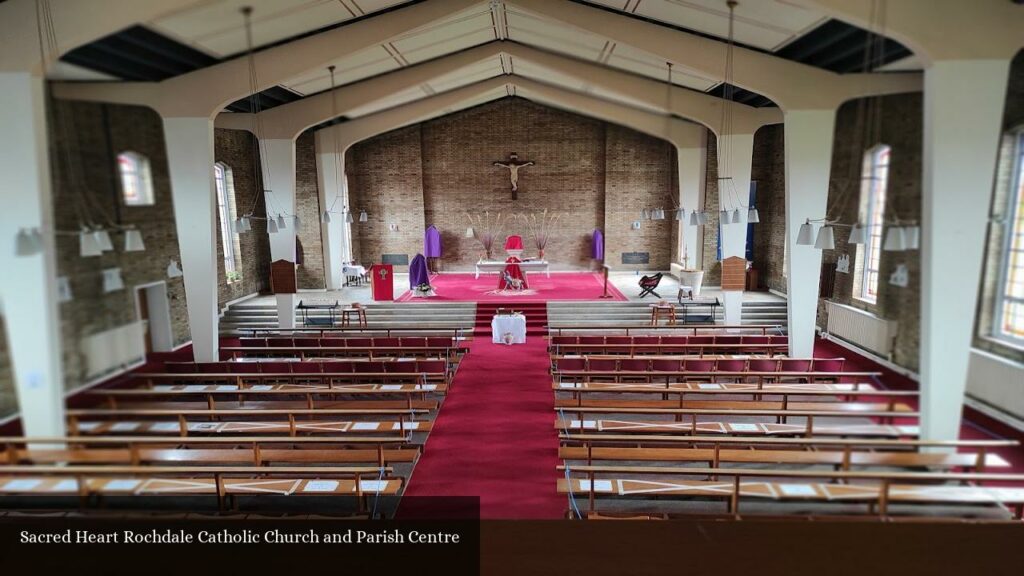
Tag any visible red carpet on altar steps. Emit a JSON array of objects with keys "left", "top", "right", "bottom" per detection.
[
  {"left": 395, "top": 272, "right": 626, "bottom": 302},
  {"left": 400, "top": 302, "right": 564, "bottom": 519}
]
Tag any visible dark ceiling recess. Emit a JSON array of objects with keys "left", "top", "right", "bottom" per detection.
[
  {"left": 60, "top": 25, "right": 301, "bottom": 113},
  {"left": 706, "top": 84, "right": 776, "bottom": 108},
  {"left": 775, "top": 19, "right": 913, "bottom": 73}
]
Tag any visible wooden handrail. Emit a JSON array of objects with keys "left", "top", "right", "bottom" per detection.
[
  {"left": 558, "top": 464, "right": 1024, "bottom": 483},
  {"left": 557, "top": 433, "right": 1018, "bottom": 448}
]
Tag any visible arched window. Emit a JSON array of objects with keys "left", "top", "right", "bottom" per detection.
[
  {"left": 214, "top": 162, "right": 242, "bottom": 283},
  {"left": 994, "top": 130, "right": 1024, "bottom": 343},
  {"left": 117, "top": 151, "right": 155, "bottom": 206},
  {"left": 853, "top": 144, "right": 891, "bottom": 303}
]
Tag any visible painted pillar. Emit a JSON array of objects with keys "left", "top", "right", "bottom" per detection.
[
  {"left": 0, "top": 72, "right": 66, "bottom": 436},
  {"left": 676, "top": 128, "right": 707, "bottom": 271},
  {"left": 260, "top": 138, "right": 298, "bottom": 329},
  {"left": 315, "top": 130, "right": 351, "bottom": 290},
  {"left": 920, "top": 59, "right": 1011, "bottom": 441},
  {"left": 716, "top": 133, "right": 754, "bottom": 326},
  {"left": 783, "top": 109, "right": 837, "bottom": 358},
  {"left": 163, "top": 116, "right": 220, "bottom": 363}
]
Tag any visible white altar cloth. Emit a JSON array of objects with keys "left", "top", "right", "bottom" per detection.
[
  {"left": 475, "top": 259, "right": 550, "bottom": 279},
  {"left": 491, "top": 314, "right": 527, "bottom": 345}
]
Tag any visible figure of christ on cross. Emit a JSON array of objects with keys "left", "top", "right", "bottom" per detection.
[{"left": 493, "top": 152, "right": 535, "bottom": 199}]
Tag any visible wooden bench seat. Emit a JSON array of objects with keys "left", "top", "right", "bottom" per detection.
[
  {"left": 223, "top": 346, "right": 462, "bottom": 361},
  {"left": 556, "top": 418, "right": 919, "bottom": 437},
  {"left": 547, "top": 324, "right": 783, "bottom": 336},
  {"left": 133, "top": 371, "right": 450, "bottom": 386},
  {"left": 554, "top": 398, "right": 914, "bottom": 413},
  {"left": 558, "top": 446, "right": 1010, "bottom": 471},
  {"left": 69, "top": 418, "right": 432, "bottom": 436},
  {"left": 79, "top": 399, "right": 440, "bottom": 412},
  {"left": 556, "top": 464, "right": 1024, "bottom": 519},
  {"left": 554, "top": 370, "right": 881, "bottom": 383},
  {"left": 554, "top": 382, "right": 912, "bottom": 401},
  {"left": 3, "top": 446, "right": 420, "bottom": 467}
]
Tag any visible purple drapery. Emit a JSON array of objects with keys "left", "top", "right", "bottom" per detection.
[
  {"left": 591, "top": 229, "right": 604, "bottom": 260},
  {"left": 424, "top": 225, "right": 442, "bottom": 258},
  {"left": 409, "top": 254, "right": 430, "bottom": 289}
]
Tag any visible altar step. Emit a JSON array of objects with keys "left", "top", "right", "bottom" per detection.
[
  {"left": 546, "top": 300, "right": 788, "bottom": 331},
  {"left": 474, "top": 302, "right": 548, "bottom": 336},
  {"left": 220, "top": 300, "right": 476, "bottom": 334}
]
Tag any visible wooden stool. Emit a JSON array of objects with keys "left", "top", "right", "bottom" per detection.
[
  {"left": 341, "top": 306, "right": 367, "bottom": 327},
  {"left": 649, "top": 304, "right": 676, "bottom": 326}
]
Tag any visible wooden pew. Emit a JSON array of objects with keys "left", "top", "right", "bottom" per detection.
[
  {"left": 67, "top": 408, "right": 433, "bottom": 437},
  {"left": 548, "top": 324, "right": 784, "bottom": 336},
  {"left": 554, "top": 370, "right": 882, "bottom": 384},
  {"left": 0, "top": 465, "right": 401, "bottom": 513},
  {"left": 0, "top": 436, "right": 420, "bottom": 467},
  {"left": 222, "top": 346, "right": 459, "bottom": 361},
  {"left": 553, "top": 397, "right": 915, "bottom": 415},
  {"left": 557, "top": 464, "right": 1024, "bottom": 520},
  {"left": 239, "top": 326, "right": 470, "bottom": 339},
  {"left": 131, "top": 370, "right": 450, "bottom": 387}
]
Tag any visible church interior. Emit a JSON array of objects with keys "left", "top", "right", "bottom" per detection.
[{"left": 1, "top": 0, "right": 1024, "bottom": 567}]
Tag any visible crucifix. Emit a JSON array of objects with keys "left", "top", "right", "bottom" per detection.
[{"left": 493, "top": 152, "right": 535, "bottom": 199}]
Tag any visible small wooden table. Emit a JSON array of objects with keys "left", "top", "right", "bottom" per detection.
[
  {"left": 649, "top": 304, "right": 676, "bottom": 326},
  {"left": 341, "top": 306, "right": 368, "bottom": 327}
]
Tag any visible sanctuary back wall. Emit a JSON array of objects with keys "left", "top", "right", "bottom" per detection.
[{"left": 345, "top": 97, "right": 676, "bottom": 272}]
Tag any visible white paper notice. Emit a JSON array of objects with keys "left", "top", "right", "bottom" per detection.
[{"left": 303, "top": 481, "right": 339, "bottom": 492}]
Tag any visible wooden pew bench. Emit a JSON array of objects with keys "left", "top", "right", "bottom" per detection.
[
  {"left": 556, "top": 464, "right": 1024, "bottom": 520},
  {"left": 553, "top": 370, "right": 882, "bottom": 385},
  {"left": 547, "top": 325, "right": 783, "bottom": 336},
  {"left": 67, "top": 408, "right": 434, "bottom": 437}
]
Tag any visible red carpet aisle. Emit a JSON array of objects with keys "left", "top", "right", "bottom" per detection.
[
  {"left": 395, "top": 272, "right": 626, "bottom": 302},
  {"left": 400, "top": 303, "right": 564, "bottom": 518}
]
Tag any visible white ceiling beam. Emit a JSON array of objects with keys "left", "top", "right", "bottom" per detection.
[
  {"left": 502, "top": 42, "right": 781, "bottom": 134},
  {"left": 0, "top": 0, "right": 211, "bottom": 73},
  {"left": 783, "top": 0, "right": 1024, "bottom": 64},
  {"left": 506, "top": 0, "right": 920, "bottom": 110},
  {"left": 214, "top": 41, "right": 508, "bottom": 139},
  {"left": 51, "top": 0, "right": 482, "bottom": 117}
]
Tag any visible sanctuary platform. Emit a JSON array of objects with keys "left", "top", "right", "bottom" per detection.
[{"left": 395, "top": 272, "right": 626, "bottom": 303}]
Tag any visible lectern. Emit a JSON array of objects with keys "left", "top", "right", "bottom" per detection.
[{"left": 370, "top": 264, "right": 394, "bottom": 301}]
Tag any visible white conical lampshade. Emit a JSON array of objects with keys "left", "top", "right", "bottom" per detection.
[
  {"left": 814, "top": 225, "right": 835, "bottom": 250},
  {"left": 675, "top": 208, "right": 684, "bottom": 221},
  {"left": 124, "top": 228, "right": 145, "bottom": 252},
  {"left": 719, "top": 209, "right": 729, "bottom": 223},
  {"left": 848, "top": 223, "right": 865, "bottom": 245},
  {"left": 94, "top": 229, "right": 113, "bottom": 252},
  {"left": 732, "top": 208, "right": 742, "bottom": 224},
  {"left": 167, "top": 260, "right": 183, "bottom": 278},
  {"left": 883, "top": 226, "right": 906, "bottom": 251},
  {"left": 102, "top": 267, "right": 125, "bottom": 293},
  {"left": 689, "top": 210, "right": 699, "bottom": 226},
  {"left": 276, "top": 214, "right": 287, "bottom": 230},
  {"left": 321, "top": 211, "right": 331, "bottom": 224},
  {"left": 293, "top": 214, "right": 302, "bottom": 230},
  {"left": 465, "top": 227, "right": 475, "bottom": 238},
  {"left": 267, "top": 218, "right": 279, "bottom": 234},
  {"left": 80, "top": 229, "right": 102, "bottom": 257},
  {"left": 236, "top": 216, "right": 250, "bottom": 233},
  {"left": 747, "top": 207, "right": 759, "bottom": 223},
  {"left": 796, "top": 221, "right": 815, "bottom": 245},
  {"left": 641, "top": 208, "right": 650, "bottom": 220},
  {"left": 904, "top": 225, "right": 920, "bottom": 250},
  {"left": 345, "top": 211, "right": 354, "bottom": 224},
  {"left": 16, "top": 229, "right": 42, "bottom": 256}
]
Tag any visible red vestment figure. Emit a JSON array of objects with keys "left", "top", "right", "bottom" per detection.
[
  {"left": 498, "top": 255, "right": 529, "bottom": 290},
  {"left": 504, "top": 235, "right": 524, "bottom": 252}
]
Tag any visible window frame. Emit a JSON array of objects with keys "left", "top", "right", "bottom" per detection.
[
  {"left": 117, "top": 151, "right": 155, "bottom": 206},
  {"left": 854, "top": 144, "right": 891, "bottom": 304},
  {"left": 213, "top": 162, "right": 240, "bottom": 283},
  {"left": 992, "top": 130, "right": 1024, "bottom": 346}
]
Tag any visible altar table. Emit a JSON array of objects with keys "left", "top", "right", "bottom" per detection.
[
  {"left": 491, "top": 314, "right": 527, "bottom": 345},
  {"left": 475, "top": 259, "right": 550, "bottom": 278}
]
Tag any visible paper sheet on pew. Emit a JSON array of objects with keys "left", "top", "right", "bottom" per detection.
[{"left": 578, "top": 480, "right": 614, "bottom": 492}]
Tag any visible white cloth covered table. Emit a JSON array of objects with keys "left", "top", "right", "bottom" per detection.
[
  {"left": 491, "top": 314, "right": 527, "bottom": 345},
  {"left": 475, "top": 259, "right": 550, "bottom": 278}
]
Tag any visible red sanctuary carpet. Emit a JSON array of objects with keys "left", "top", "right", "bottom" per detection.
[
  {"left": 400, "top": 303, "right": 564, "bottom": 519},
  {"left": 395, "top": 272, "right": 626, "bottom": 302}
]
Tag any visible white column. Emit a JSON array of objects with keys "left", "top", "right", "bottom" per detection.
[
  {"left": 261, "top": 138, "right": 298, "bottom": 329},
  {"left": 0, "top": 72, "right": 66, "bottom": 436},
  {"left": 163, "top": 117, "right": 219, "bottom": 363},
  {"left": 315, "top": 130, "right": 350, "bottom": 290},
  {"left": 920, "top": 60, "right": 1011, "bottom": 441},
  {"left": 783, "top": 109, "right": 837, "bottom": 358},
  {"left": 717, "top": 133, "right": 754, "bottom": 325},
  {"left": 676, "top": 139, "right": 706, "bottom": 270}
]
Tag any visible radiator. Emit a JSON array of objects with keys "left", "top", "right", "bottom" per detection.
[
  {"left": 81, "top": 321, "right": 146, "bottom": 378},
  {"left": 824, "top": 301, "right": 897, "bottom": 357}
]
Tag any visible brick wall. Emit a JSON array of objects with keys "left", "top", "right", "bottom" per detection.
[
  {"left": 700, "top": 135, "right": 722, "bottom": 284},
  {"left": 213, "top": 128, "right": 271, "bottom": 305},
  {"left": 346, "top": 124, "right": 425, "bottom": 272},
  {"left": 294, "top": 131, "right": 325, "bottom": 288},
  {"left": 346, "top": 97, "right": 674, "bottom": 272},
  {"left": 750, "top": 125, "right": 787, "bottom": 293},
  {"left": 605, "top": 124, "right": 676, "bottom": 271},
  {"left": 48, "top": 101, "right": 192, "bottom": 391}
]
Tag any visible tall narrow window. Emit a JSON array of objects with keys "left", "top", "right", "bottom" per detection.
[
  {"left": 214, "top": 163, "right": 241, "bottom": 283},
  {"left": 117, "top": 151, "right": 155, "bottom": 206},
  {"left": 995, "top": 131, "right": 1024, "bottom": 344},
  {"left": 854, "top": 145, "right": 890, "bottom": 303}
]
